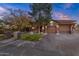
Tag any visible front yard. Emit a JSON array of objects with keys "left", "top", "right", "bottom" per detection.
[
  {"left": 19, "top": 33, "right": 42, "bottom": 41},
  {"left": 0, "top": 33, "right": 79, "bottom": 56},
  {"left": 0, "top": 31, "right": 43, "bottom": 42}
]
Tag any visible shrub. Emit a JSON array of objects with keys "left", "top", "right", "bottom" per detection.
[
  {"left": 0, "top": 34, "right": 5, "bottom": 40},
  {"left": 0, "top": 29, "right": 4, "bottom": 34},
  {"left": 20, "top": 33, "right": 42, "bottom": 41},
  {"left": 4, "top": 30, "right": 13, "bottom": 39}
]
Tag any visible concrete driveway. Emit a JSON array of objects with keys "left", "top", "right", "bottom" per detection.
[
  {"left": 0, "top": 33, "right": 79, "bottom": 56},
  {"left": 35, "top": 33, "right": 79, "bottom": 56}
]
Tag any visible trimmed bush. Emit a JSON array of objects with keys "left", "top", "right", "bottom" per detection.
[{"left": 20, "top": 33, "right": 42, "bottom": 41}]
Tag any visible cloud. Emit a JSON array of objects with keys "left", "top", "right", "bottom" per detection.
[
  {"left": 0, "top": 6, "right": 8, "bottom": 16},
  {"left": 0, "top": 7, "right": 6, "bottom": 11},
  {"left": 52, "top": 12, "right": 71, "bottom": 20},
  {"left": 0, "top": 6, "right": 9, "bottom": 19},
  {"left": 0, "top": 6, "right": 9, "bottom": 20},
  {"left": 64, "top": 3, "right": 72, "bottom": 9}
]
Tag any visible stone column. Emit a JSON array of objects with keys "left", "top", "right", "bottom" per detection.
[
  {"left": 13, "top": 31, "right": 21, "bottom": 39},
  {"left": 45, "top": 26, "right": 47, "bottom": 33},
  {"left": 41, "top": 26, "right": 44, "bottom": 34},
  {"left": 56, "top": 24, "right": 59, "bottom": 35},
  {"left": 44, "top": 26, "right": 48, "bottom": 35},
  {"left": 30, "top": 27, "right": 35, "bottom": 34},
  {"left": 71, "top": 25, "right": 73, "bottom": 33},
  {"left": 74, "top": 24, "right": 77, "bottom": 32}
]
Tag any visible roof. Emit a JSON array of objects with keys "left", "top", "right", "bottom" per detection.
[{"left": 53, "top": 20, "right": 76, "bottom": 24}]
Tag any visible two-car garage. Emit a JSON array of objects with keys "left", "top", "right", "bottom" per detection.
[{"left": 47, "top": 20, "right": 76, "bottom": 33}]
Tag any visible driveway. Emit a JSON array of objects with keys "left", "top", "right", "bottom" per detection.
[
  {"left": 35, "top": 33, "right": 79, "bottom": 55},
  {"left": 0, "top": 33, "right": 79, "bottom": 56}
]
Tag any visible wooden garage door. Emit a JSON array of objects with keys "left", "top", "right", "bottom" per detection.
[
  {"left": 47, "top": 26, "right": 56, "bottom": 33},
  {"left": 59, "top": 25, "right": 70, "bottom": 33}
]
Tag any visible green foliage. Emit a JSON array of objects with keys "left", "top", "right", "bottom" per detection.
[
  {"left": 29, "top": 3, "right": 52, "bottom": 20},
  {"left": 0, "top": 29, "right": 4, "bottom": 34},
  {"left": 29, "top": 3, "right": 52, "bottom": 32},
  {"left": 4, "top": 9, "right": 32, "bottom": 31},
  {"left": 20, "top": 33, "right": 42, "bottom": 41},
  {"left": 0, "top": 34, "right": 5, "bottom": 40}
]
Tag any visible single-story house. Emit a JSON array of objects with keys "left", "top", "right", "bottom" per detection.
[
  {"left": 25, "top": 19, "right": 76, "bottom": 34},
  {"left": 47, "top": 20, "right": 76, "bottom": 33}
]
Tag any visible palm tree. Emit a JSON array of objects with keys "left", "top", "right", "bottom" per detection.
[{"left": 29, "top": 3, "right": 52, "bottom": 33}]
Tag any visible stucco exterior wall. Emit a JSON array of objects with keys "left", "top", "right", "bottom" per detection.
[{"left": 47, "top": 20, "right": 75, "bottom": 33}]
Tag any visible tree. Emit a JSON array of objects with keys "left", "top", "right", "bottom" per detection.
[
  {"left": 29, "top": 3, "right": 52, "bottom": 33},
  {"left": 0, "top": 20, "right": 5, "bottom": 34},
  {"left": 3, "top": 8, "right": 32, "bottom": 32}
]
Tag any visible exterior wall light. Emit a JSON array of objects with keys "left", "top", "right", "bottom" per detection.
[
  {"left": 50, "top": 21, "right": 54, "bottom": 26},
  {"left": 32, "top": 27, "right": 35, "bottom": 29}
]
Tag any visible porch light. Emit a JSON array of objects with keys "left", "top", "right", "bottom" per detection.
[
  {"left": 32, "top": 27, "right": 35, "bottom": 29},
  {"left": 50, "top": 21, "right": 54, "bottom": 26}
]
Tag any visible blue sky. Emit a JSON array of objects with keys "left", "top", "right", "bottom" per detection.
[
  {"left": 52, "top": 3, "right": 79, "bottom": 23},
  {"left": 0, "top": 3, "right": 79, "bottom": 23},
  {"left": 0, "top": 3, "right": 30, "bottom": 11}
]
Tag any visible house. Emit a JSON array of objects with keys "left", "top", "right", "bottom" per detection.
[
  {"left": 28, "top": 20, "right": 76, "bottom": 34},
  {"left": 47, "top": 20, "right": 76, "bottom": 33}
]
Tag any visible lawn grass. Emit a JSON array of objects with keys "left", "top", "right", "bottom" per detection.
[{"left": 20, "top": 33, "right": 42, "bottom": 41}]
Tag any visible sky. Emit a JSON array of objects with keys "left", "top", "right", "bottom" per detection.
[
  {"left": 0, "top": 3, "right": 79, "bottom": 23},
  {"left": 52, "top": 3, "right": 79, "bottom": 23}
]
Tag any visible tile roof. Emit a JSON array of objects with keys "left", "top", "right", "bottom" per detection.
[{"left": 53, "top": 20, "right": 76, "bottom": 24}]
